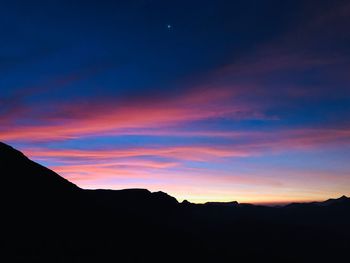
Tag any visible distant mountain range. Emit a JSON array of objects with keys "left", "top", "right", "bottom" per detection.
[{"left": 1, "top": 141, "right": 349, "bottom": 263}]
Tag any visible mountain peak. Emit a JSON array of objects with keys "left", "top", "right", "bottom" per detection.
[
  {"left": 1, "top": 141, "right": 80, "bottom": 196},
  {"left": 0, "top": 141, "right": 26, "bottom": 158}
]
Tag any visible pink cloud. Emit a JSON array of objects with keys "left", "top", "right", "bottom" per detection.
[
  {"left": 21, "top": 127, "right": 350, "bottom": 164},
  {"left": 23, "top": 145, "right": 252, "bottom": 163},
  {"left": 0, "top": 84, "right": 263, "bottom": 141}
]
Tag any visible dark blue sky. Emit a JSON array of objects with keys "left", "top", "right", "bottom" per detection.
[{"left": 1, "top": 0, "right": 350, "bottom": 203}]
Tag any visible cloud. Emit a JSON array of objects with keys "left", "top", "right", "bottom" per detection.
[
  {"left": 0, "top": 83, "right": 266, "bottom": 141},
  {"left": 23, "top": 145, "right": 252, "bottom": 163},
  {"left": 22, "top": 127, "right": 350, "bottom": 160},
  {"left": 19, "top": 126, "right": 350, "bottom": 187},
  {"left": 3, "top": 3, "right": 349, "bottom": 143}
]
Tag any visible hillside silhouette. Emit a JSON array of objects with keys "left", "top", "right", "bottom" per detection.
[{"left": 1, "top": 142, "right": 349, "bottom": 263}]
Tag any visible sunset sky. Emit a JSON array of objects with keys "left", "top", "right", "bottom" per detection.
[{"left": 1, "top": 0, "right": 350, "bottom": 204}]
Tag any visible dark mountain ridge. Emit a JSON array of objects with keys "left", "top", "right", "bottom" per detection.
[
  {"left": 1, "top": 141, "right": 349, "bottom": 263},
  {"left": 1, "top": 142, "right": 79, "bottom": 192}
]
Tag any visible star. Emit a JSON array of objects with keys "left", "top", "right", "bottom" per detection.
[{"left": 167, "top": 24, "right": 172, "bottom": 29}]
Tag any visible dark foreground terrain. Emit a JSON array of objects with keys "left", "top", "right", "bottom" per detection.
[{"left": 1, "top": 142, "right": 349, "bottom": 262}]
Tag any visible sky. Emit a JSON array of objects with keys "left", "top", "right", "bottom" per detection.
[{"left": 1, "top": 0, "right": 350, "bottom": 204}]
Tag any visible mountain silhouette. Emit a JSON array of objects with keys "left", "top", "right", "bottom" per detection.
[
  {"left": 1, "top": 141, "right": 349, "bottom": 263},
  {"left": 1, "top": 142, "right": 79, "bottom": 192}
]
